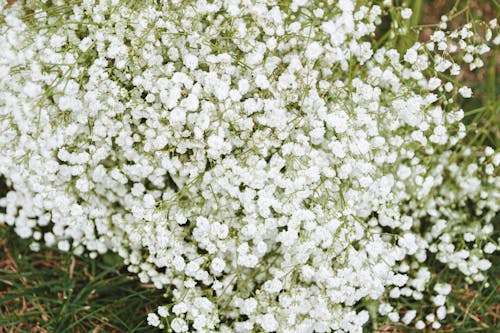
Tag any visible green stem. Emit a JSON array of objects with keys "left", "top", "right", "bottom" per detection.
[{"left": 410, "top": 0, "right": 424, "bottom": 28}]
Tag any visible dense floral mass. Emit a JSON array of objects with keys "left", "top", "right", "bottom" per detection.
[{"left": 0, "top": 0, "right": 498, "bottom": 332}]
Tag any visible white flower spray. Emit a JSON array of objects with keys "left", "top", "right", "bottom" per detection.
[{"left": 0, "top": 0, "right": 498, "bottom": 332}]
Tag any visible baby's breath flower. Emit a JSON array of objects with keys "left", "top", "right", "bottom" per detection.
[
  {"left": 458, "top": 86, "right": 473, "bottom": 98},
  {"left": 0, "top": 0, "right": 497, "bottom": 332},
  {"left": 401, "top": 8, "right": 412, "bottom": 19},
  {"left": 147, "top": 313, "right": 161, "bottom": 327}
]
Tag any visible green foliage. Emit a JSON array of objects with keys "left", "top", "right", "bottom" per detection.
[{"left": 0, "top": 226, "right": 165, "bottom": 333}]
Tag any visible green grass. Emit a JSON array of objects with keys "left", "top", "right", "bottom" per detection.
[
  {"left": 0, "top": 225, "right": 166, "bottom": 333},
  {"left": 365, "top": 250, "right": 500, "bottom": 333}
]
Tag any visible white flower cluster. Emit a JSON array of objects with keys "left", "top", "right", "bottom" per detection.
[{"left": 0, "top": 1, "right": 498, "bottom": 332}]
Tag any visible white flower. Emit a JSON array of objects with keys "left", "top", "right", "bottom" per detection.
[
  {"left": 147, "top": 313, "right": 161, "bottom": 327},
  {"left": 57, "top": 240, "right": 70, "bottom": 252},
  {"left": 484, "top": 242, "right": 496, "bottom": 254},
  {"left": 436, "top": 306, "right": 447, "bottom": 320},
  {"left": 211, "top": 257, "right": 226, "bottom": 273},
  {"left": 484, "top": 146, "right": 494, "bottom": 156},
  {"left": 260, "top": 314, "right": 279, "bottom": 332},
  {"left": 458, "top": 86, "right": 472, "bottom": 98},
  {"left": 255, "top": 74, "right": 270, "bottom": 89},
  {"left": 404, "top": 48, "right": 418, "bottom": 64},
  {"left": 23, "top": 82, "right": 42, "bottom": 98},
  {"left": 183, "top": 94, "right": 199, "bottom": 111},
  {"left": 401, "top": 8, "right": 412, "bottom": 19},
  {"left": 172, "top": 302, "right": 188, "bottom": 315},
  {"left": 397, "top": 165, "right": 412, "bottom": 180},
  {"left": 183, "top": 53, "right": 198, "bottom": 70},
  {"left": 428, "top": 77, "right": 441, "bottom": 91},
  {"left": 398, "top": 233, "right": 418, "bottom": 255},
  {"left": 75, "top": 177, "right": 90, "bottom": 193},
  {"left": 263, "top": 279, "right": 283, "bottom": 293},
  {"left": 434, "top": 283, "right": 451, "bottom": 295},
  {"left": 0, "top": 2, "right": 497, "bottom": 332},
  {"left": 402, "top": 310, "right": 417, "bottom": 324},
  {"left": 378, "top": 303, "right": 393, "bottom": 316},
  {"left": 171, "top": 318, "right": 188, "bottom": 332},
  {"left": 463, "top": 232, "right": 475, "bottom": 242},
  {"left": 433, "top": 294, "right": 446, "bottom": 306},
  {"left": 79, "top": 37, "right": 93, "bottom": 52},
  {"left": 158, "top": 306, "right": 169, "bottom": 318},
  {"left": 305, "top": 42, "right": 323, "bottom": 60},
  {"left": 388, "top": 312, "right": 400, "bottom": 322},
  {"left": 415, "top": 320, "right": 426, "bottom": 330},
  {"left": 477, "top": 259, "right": 491, "bottom": 271},
  {"left": 143, "top": 194, "right": 156, "bottom": 209}
]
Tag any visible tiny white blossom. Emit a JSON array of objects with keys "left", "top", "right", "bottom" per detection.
[
  {"left": 401, "top": 8, "right": 412, "bottom": 19},
  {"left": 305, "top": 42, "right": 323, "bottom": 60},
  {"left": 402, "top": 310, "right": 417, "bottom": 324},
  {"left": 484, "top": 242, "right": 496, "bottom": 254},
  {"left": 211, "top": 257, "right": 226, "bottom": 273},
  {"left": 415, "top": 320, "right": 426, "bottom": 330},
  {"left": 458, "top": 86, "right": 472, "bottom": 98},
  {"left": 147, "top": 313, "right": 160, "bottom": 327},
  {"left": 183, "top": 54, "right": 198, "bottom": 70},
  {"left": 158, "top": 306, "right": 169, "bottom": 318},
  {"left": 171, "top": 318, "right": 188, "bottom": 332},
  {"left": 260, "top": 314, "right": 279, "bottom": 332}
]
